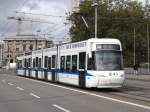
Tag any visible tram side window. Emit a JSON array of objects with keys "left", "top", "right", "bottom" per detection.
[
  {"left": 36, "top": 57, "right": 38, "bottom": 67},
  {"left": 72, "top": 55, "right": 77, "bottom": 71},
  {"left": 66, "top": 55, "right": 71, "bottom": 71},
  {"left": 87, "top": 52, "right": 95, "bottom": 70},
  {"left": 26, "top": 59, "right": 28, "bottom": 68},
  {"left": 79, "top": 52, "right": 86, "bottom": 69},
  {"left": 60, "top": 56, "right": 65, "bottom": 70},
  {"left": 28, "top": 59, "right": 30, "bottom": 67},
  {"left": 39, "top": 58, "right": 41, "bottom": 68},
  {"left": 48, "top": 57, "right": 51, "bottom": 69},
  {"left": 17, "top": 60, "right": 19, "bottom": 68},
  {"left": 44, "top": 56, "right": 48, "bottom": 68},
  {"left": 20, "top": 60, "right": 22, "bottom": 68},
  {"left": 29, "top": 58, "right": 31, "bottom": 67},
  {"left": 17, "top": 60, "right": 22, "bottom": 68},
  {"left": 33, "top": 58, "right": 35, "bottom": 67},
  {"left": 52, "top": 55, "right": 56, "bottom": 68},
  {"left": 24, "top": 59, "right": 27, "bottom": 68},
  {"left": 28, "top": 58, "right": 30, "bottom": 67}
]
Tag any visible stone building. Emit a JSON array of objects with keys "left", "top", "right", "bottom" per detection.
[
  {"left": 0, "top": 40, "right": 4, "bottom": 67},
  {"left": 3, "top": 34, "right": 53, "bottom": 64}
]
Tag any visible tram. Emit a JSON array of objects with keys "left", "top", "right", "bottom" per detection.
[{"left": 16, "top": 38, "right": 125, "bottom": 88}]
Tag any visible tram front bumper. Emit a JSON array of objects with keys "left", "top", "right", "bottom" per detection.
[{"left": 97, "top": 78, "right": 125, "bottom": 88}]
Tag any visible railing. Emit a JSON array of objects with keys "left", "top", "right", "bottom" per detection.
[{"left": 125, "top": 67, "right": 150, "bottom": 75}]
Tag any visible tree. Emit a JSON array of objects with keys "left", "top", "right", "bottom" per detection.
[{"left": 69, "top": 0, "right": 150, "bottom": 67}]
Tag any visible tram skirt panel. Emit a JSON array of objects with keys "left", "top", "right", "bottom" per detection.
[
  {"left": 31, "top": 71, "right": 36, "bottom": 78},
  {"left": 26, "top": 70, "right": 29, "bottom": 77},
  {"left": 38, "top": 71, "right": 44, "bottom": 79},
  {"left": 44, "top": 70, "right": 48, "bottom": 81},
  {"left": 79, "top": 71, "right": 86, "bottom": 88},
  {"left": 47, "top": 72, "right": 52, "bottom": 81}
]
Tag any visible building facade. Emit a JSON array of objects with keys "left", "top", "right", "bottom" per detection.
[
  {"left": 72, "top": 0, "right": 89, "bottom": 13},
  {"left": 72, "top": 0, "right": 79, "bottom": 13},
  {"left": 0, "top": 40, "right": 4, "bottom": 67},
  {"left": 3, "top": 34, "right": 53, "bottom": 64}
]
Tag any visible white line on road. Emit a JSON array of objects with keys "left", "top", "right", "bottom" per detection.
[
  {"left": 16, "top": 86, "right": 24, "bottom": 91},
  {"left": 29, "top": 93, "right": 40, "bottom": 99},
  {"left": 8, "top": 83, "right": 14, "bottom": 85},
  {"left": 53, "top": 104, "right": 71, "bottom": 112},
  {"left": 23, "top": 78, "right": 150, "bottom": 110}
]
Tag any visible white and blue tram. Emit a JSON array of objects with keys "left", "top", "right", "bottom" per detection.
[{"left": 16, "top": 38, "right": 125, "bottom": 88}]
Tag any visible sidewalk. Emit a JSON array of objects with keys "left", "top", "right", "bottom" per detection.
[{"left": 126, "top": 74, "right": 150, "bottom": 81}]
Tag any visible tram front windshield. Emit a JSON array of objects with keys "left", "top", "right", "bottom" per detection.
[{"left": 88, "top": 51, "right": 123, "bottom": 70}]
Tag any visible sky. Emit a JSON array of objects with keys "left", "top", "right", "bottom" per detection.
[
  {"left": 0, "top": 0, "right": 72, "bottom": 42},
  {"left": 0, "top": 0, "right": 146, "bottom": 42}
]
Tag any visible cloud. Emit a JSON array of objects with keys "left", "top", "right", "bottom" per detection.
[
  {"left": 25, "top": 1, "right": 40, "bottom": 10},
  {"left": 0, "top": 0, "right": 72, "bottom": 42}
]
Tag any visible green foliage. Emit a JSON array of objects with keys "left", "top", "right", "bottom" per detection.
[{"left": 69, "top": 0, "right": 150, "bottom": 67}]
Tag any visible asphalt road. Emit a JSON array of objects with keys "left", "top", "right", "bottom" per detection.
[{"left": 0, "top": 70, "right": 150, "bottom": 112}]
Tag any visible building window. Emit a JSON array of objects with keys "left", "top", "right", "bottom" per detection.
[
  {"left": 23, "top": 45, "right": 26, "bottom": 51},
  {"left": 10, "top": 59, "right": 13, "bottom": 63},
  {"left": 16, "top": 47, "right": 19, "bottom": 51},
  {"left": 7, "top": 55, "right": 9, "bottom": 58},
  {"left": 29, "top": 45, "right": 33, "bottom": 50}
]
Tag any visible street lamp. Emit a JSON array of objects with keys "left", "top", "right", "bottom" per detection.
[
  {"left": 147, "top": 24, "right": 149, "bottom": 72},
  {"left": 91, "top": 2, "right": 98, "bottom": 38},
  {"left": 133, "top": 27, "right": 136, "bottom": 75}
]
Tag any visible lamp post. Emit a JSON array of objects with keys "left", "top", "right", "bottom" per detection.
[
  {"left": 92, "top": 2, "right": 98, "bottom": 38},
  {"left": 133, "top": 27, "right": 136, "bottom": 75},
  {"left": 147, "top": 24, "right": 149, "bottom": 72}
]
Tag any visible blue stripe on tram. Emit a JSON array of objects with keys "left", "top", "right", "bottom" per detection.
[{"left": 17, "top": 67, "right": 94, "bottom": 76}]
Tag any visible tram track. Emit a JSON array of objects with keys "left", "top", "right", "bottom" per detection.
[
  {"left": 19, "top": 75, "right": 150, "bottom": 103},
  {"left": 1, "top": 70, "right": 150, "bottom": 105},
  {"left": 101, "top": 86, "right": 150, "bottom": 103}
]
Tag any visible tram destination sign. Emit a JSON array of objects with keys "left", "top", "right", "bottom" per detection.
[{"left": 96, "top": 44, "right": 120, "bottom": 50}]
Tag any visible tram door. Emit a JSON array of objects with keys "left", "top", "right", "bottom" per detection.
[
  {"left": 52, "top": 55, "right": 56, "bottom": 82},
  {"left": 79, "top": 52, "right": 86, "bottom": 88},
  {"left": 35, "top": 57, "right": 38, "bottom": 79},
  {"left": 28, "top": 58, "right": 31, "bottom": 77},
  {"left": 24, "top": 59, "right": 26, "bottom": 76},
  {"left": 44, "top": 56, "right": 48, "bottom": 81}
]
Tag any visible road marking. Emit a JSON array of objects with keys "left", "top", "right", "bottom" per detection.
[
  {"left": 8, "top": 83, "right": 14, "bottom": 85},
  {"left": 53, "top": 104, "right": 71, "bottom": 112},
  {"left": 30, "top": 93, "right": 40, "bottom": 99},
  {"left": 16, "top": 86, "right": 24, "bottom": 91},
  {"left": 23, "top": 77, "right": 150, "bottom": 110}
]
